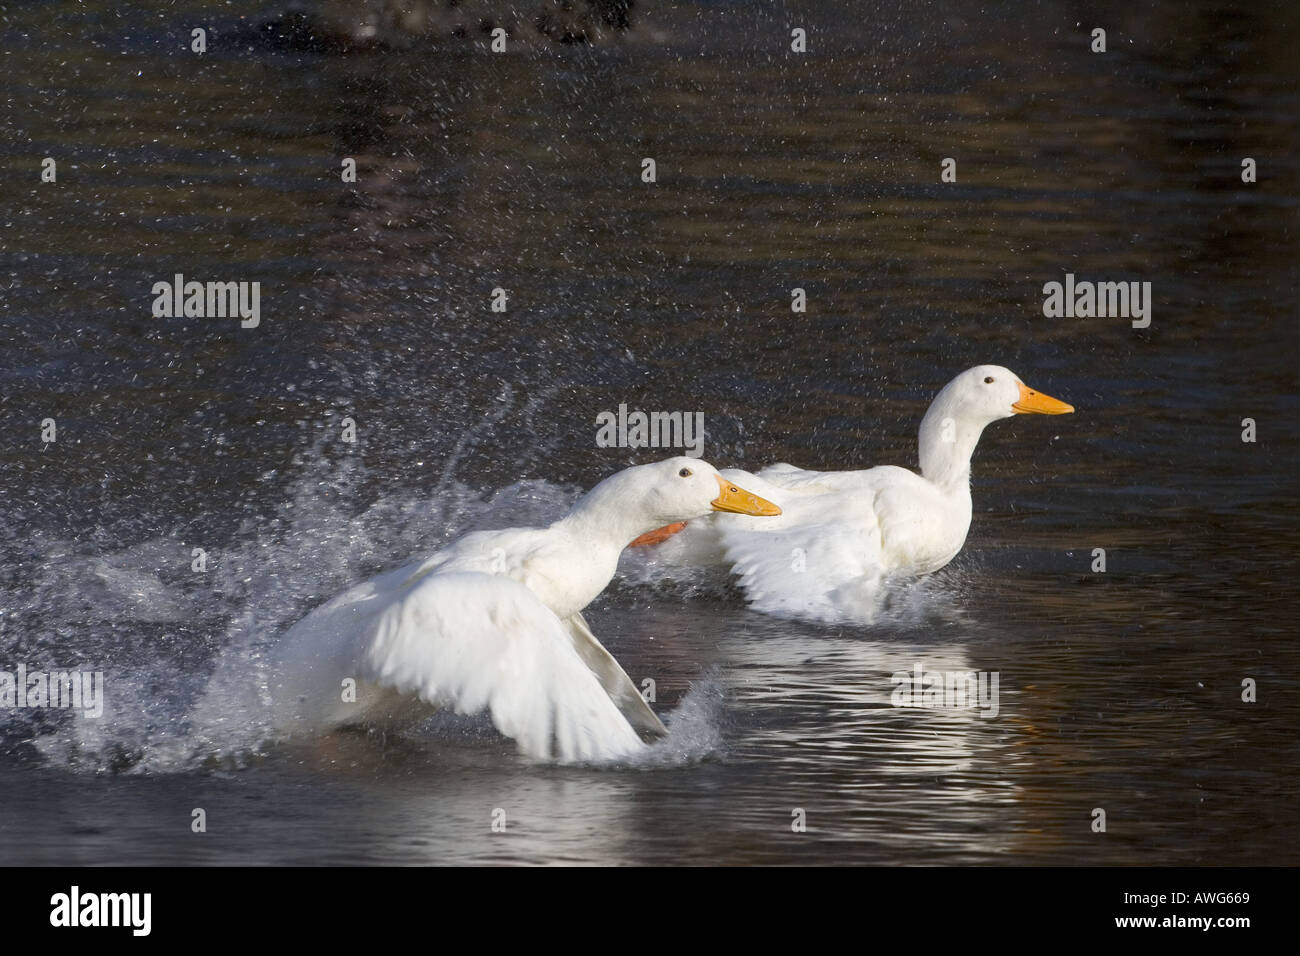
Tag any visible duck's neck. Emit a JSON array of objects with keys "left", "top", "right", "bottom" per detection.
[
  {"left": 553, "top": 473, "right": 663, "bottom": 555},
  {"left": 916, "top": 395, "right": 989, "bottom": 492},
  {"left": 519, "top": 480, "right": 657, "bottom": 619}
]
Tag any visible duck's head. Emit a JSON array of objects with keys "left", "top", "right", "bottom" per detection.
[
  {"left": 941, "top": 365, "right": 1075, "bottom": 425},
  {"left": 917, "top": 366, "right": 1073, "bottom": 486},
  {"left": 634, "top": 456, "right": 783, "bottom": 525},
  {"left": 575, "top": 456, "right": 781, "bottom": 547}
]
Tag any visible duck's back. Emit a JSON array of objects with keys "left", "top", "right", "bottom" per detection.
[{"left": 644, "top": 462, "right": 969, "bottom": 620}]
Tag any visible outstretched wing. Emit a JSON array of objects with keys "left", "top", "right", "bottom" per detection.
[
  {"left": 274, "top": 570, "right": 646, "bottom": 763},
  {"left": 364, "top": 572, "right": 647, "bottom": 762},
  {"left": 563, "top": 612, "right": 667, "bottom": 739}
]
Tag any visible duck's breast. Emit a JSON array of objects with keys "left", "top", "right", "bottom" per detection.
[{"left": 871, "top": 472, "right": 972, "bottom": 573}]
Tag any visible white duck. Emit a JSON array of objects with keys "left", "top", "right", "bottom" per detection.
[
  {"left": 267, "top": 457, "right": 780, "bottom": 762},
  {"left": 631, "top": 366, "right": 1073, "bottom": 620}
]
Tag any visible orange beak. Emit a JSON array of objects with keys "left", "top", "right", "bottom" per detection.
[
  {"left": 628, "top": 476, "right": 781, "bottom": 548},
  {"left": 628, "top": 522, "right": 687, "bottom": 548},
  {"left": 710, "top": 475, "right": 782, "bottom": 516},
  {"left": 1012, "top": 381, "right": 1074, "bottom": 415}
]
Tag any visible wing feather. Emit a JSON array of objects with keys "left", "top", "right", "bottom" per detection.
[
  {"left": 563, "top": 612, "right": 667, "bottom": 739},
  {"left": 717, "top": 494, "right": 885, "bottom": 621},
  {"left": 272, "top": 571, "right": 645, "bottom": 763}
]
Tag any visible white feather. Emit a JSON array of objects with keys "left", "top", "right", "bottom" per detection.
[
  {"left": 641, "top": 367, "right": 1072, "bottom": 621},
  {"left": 267, "top": 456, "right": 780, "bottom": 761}
]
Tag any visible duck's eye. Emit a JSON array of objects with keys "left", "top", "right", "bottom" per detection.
[
  {"left": 984, "top": 376, "right": 995, "bottom": 384},
  {"left": 679, "top": 467, "right": 692, "bottom": 478}
]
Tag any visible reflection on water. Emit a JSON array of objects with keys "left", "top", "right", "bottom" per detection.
[{"left": 0, "top": 0, "right": 1297, "bottom": 864}]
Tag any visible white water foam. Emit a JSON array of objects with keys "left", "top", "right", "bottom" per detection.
[{"left": 13, "top": 440, "right": 743, "bottom": 772}]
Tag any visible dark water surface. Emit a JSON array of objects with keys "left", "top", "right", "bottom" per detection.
[{"left": 1, "top": 1, "right": 1297, "bottom": 864}]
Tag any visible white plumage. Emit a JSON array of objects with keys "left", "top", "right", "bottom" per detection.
[
  {"left": 268, "top": 456, "right": 780, "bottom": 762},
  {"left": 638, "top": 366, "right": 1074, "bottom": 621}
]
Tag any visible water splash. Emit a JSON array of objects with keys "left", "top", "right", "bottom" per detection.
[
  {"left": 9, "top": 408, "right": 582, "bottom": 773},
  {"left": 631, "top": 674, "right": 728, "bottom": 768}
]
